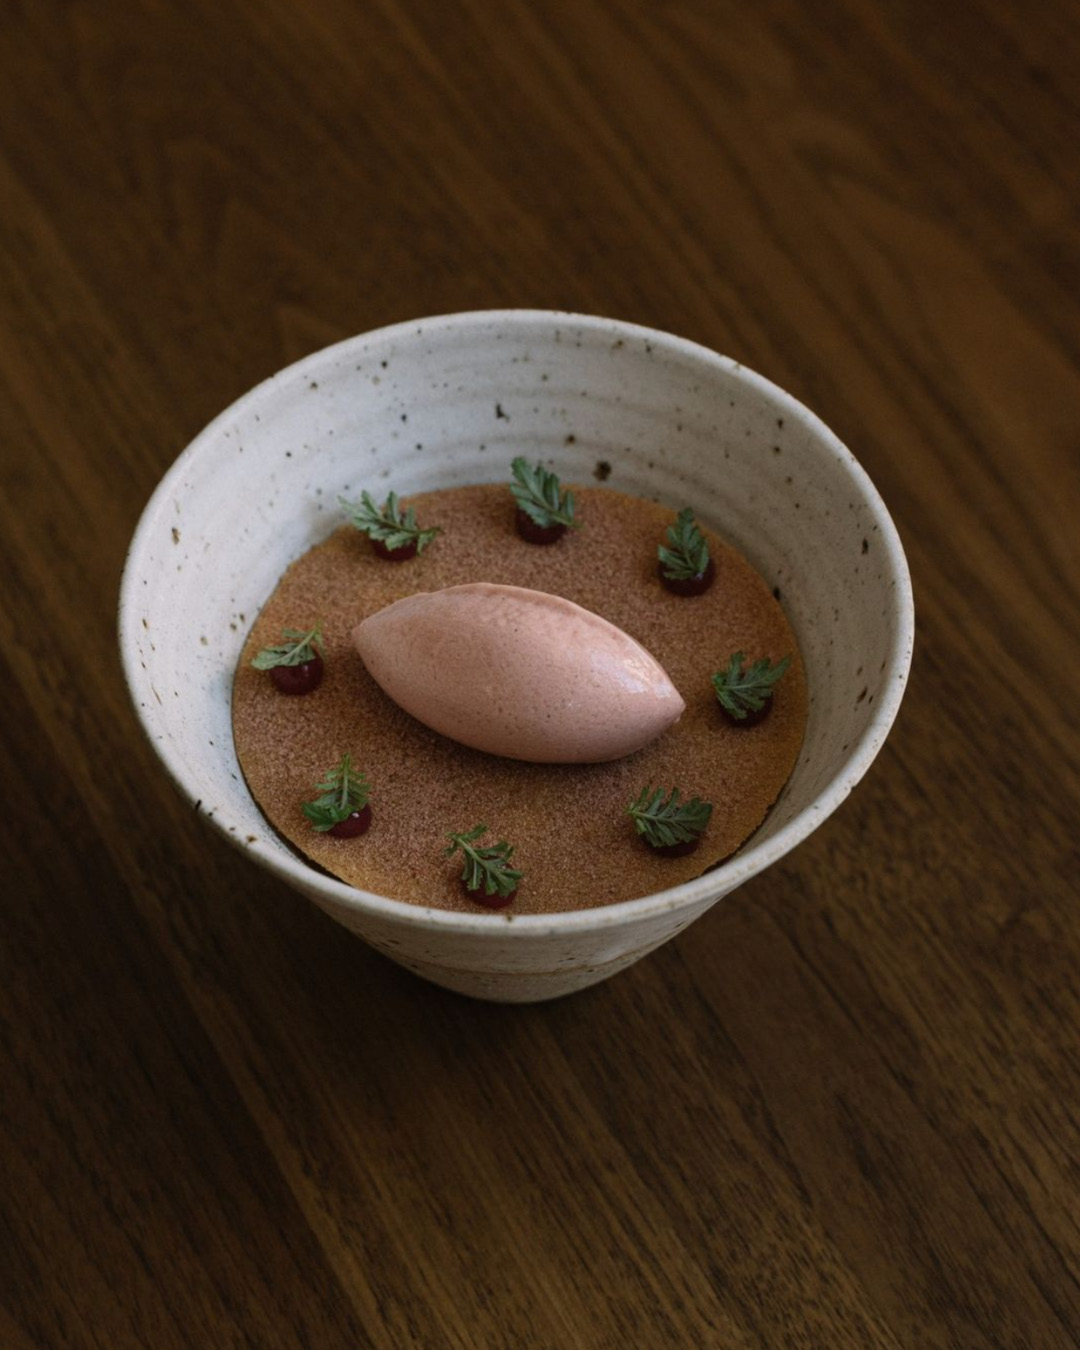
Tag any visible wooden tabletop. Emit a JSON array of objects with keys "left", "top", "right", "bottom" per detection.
[{"left": 3, "top": 3, "right": 1078, "bottom": 1347}]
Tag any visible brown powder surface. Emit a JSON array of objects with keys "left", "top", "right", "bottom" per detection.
[{"left": 231, "top": 484, "right": 806, "bottom": 913}]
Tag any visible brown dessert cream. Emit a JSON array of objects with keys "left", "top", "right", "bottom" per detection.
[
  {"left": 232, "top": 481, "right": 807, "bottom": 915},
  {"left": 353, "top": 582, "right": 685, "bottom": 763}
]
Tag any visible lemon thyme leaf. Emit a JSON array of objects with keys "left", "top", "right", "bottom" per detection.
[
  {"left": 251, "top": 623, "right": 325, "bottom": 670},
  {"left": 627, "top": 785, "right": 713, "bottom": 848},
  {"left": 339, "top": 489, "right": 441, "bottom": 553},
  {"left": 445, "top": 823, "right": 523, "bottom": 898},
  {"left": 302, "top": 753, "right": 372, "bottom": 831},
  {"left": 658, "top": 507, "right": 710, "bottom": 580},
  {"left": 711, "top": 652, "right": 791, "bottom": 720},
  {"left": 509, "top": 457, "right": 577, "bottom": 529}
]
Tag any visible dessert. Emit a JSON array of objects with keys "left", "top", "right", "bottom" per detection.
[
  {"left": 509, "top": 456, "right": 577, "bottom": 544},
  {"left": 302, "top": 753, "right": 373, "bottom": 837},
  {"left": 445, "top": 824, "right": 523, "bottom": 908},
  {"left": 251, "top": 623, "right": 326, "bottom": 695},
  {"left": 657, "top": 508, "right": 716, "bottom": 596},
  {"left": 340, "top": 490, "right": 441, "bottom": 562},
  {"left": 626, "top": 785, "right": 713, "bottom": 857},
  {"left": 232, "top": 477, "right": 807, "bottom": 915},
  {"left": 712, "top": 652, "right": 792, "bottom": 726},
  {"left": 353, "top": 582, "right": 685, "bottom": 763}
]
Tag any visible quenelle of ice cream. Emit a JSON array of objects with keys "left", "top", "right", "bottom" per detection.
[{"left": 352, "top": 582, "right": 686, "bottom": 763}]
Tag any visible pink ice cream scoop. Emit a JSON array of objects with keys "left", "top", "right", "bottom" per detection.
[{"left": 352, "top": 582, "right": 685, "bottom": 763}]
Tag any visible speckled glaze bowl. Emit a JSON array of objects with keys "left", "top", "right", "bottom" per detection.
[{"left": 119, "top": 311, "right": 913, "bottom": 1002}]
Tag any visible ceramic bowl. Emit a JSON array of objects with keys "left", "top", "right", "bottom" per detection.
[{"left": 119, "top": 310, "right": 914, "bottom": 1002}]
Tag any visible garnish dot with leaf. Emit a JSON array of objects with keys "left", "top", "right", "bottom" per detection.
[
  {"left": 627, "top": 785, "right": 713, "bottom": 856},
  {"left": 251, "top": 623, "right": 326, "bottom": 695},
  {"left": 509, "top": 456, "right": 577, "bottom": 544},
  {"left": 445, "top": 824, "right": 523, "bottom": 907},
  {"left": 712, "top": 651, "right": 791, "bottom": 726},
  {"left": 302, "top": 753, "right": 373, "bottom": 838},
  {"left": 657, "top": 507, "right": 714, "bottom": 595},
  {"left": 340, "top": 490, "right": 440, "bottom": 561}
]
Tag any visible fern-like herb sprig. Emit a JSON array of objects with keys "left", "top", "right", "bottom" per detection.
[
  {"left": 509, "top": 457, "right": 577, "bottom": 529},
  {"left": 251, "top": 623, "right": 325, "bottom": 671},
  {"left": 302, "top": 753, "right": 372, "bottom": 832},
  {"left": 627, "top": 785, "right": 713, "bottom": 848},
  {"left": 658, "top": 507, "right": 710, "bottom": 580},
  {"left": 711, "top": 652, "right": 791, "bottom": 720},
  {"left": 445, "top": 824, "right": 523, "bottom": 898},
  {"left": 340, "top": 490, "right": 440, "bottom": 553}
]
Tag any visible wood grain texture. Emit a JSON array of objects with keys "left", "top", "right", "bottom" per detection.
[{"left": 1, "top": 0, "right": 1078, "bottom": 1346}]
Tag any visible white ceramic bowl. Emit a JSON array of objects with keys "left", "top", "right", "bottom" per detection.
[{"left": 119, "top": 311, "right": 913, "bottom": 1002}]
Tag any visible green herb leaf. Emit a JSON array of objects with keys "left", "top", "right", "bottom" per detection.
[
  {"left": 339, "top": 490, "right": 441, "bottom": 553},
  {"left": 627, "top": 785, "right": 713, "bottom": 848},
  {"left": 658, "top": 507, "right": 710, "bottom": 580},
  {"left": 302, "top": 753, "right": 372, "bottom": 832},
  {"left": 509, "top": 457, "right": 577, "bottom": 529},
  {"left": 251, "top": 623, "right": 325, "bottom": 671},
  {"left": 445, "top": 823, "right": 523, "bottom": 898},
  {"left": 711, "top": 652, "right": 791, "bottom": 720}
]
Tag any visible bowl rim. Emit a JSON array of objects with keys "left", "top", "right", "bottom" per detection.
[{"left": 119, "top": 307, "right": 915, "bottom": 936}]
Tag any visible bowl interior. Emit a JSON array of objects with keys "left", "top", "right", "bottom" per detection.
[{"left": 120, "top": 311, "right": 912, "bottom": 922}]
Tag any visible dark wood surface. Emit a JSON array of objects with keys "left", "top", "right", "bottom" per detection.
[{"left": 3, "top": 3, "right": 1079, "bottom": 1346}]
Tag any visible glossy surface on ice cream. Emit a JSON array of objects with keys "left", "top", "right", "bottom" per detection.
[{"left": 353, "top": 582, "right": 685, "bottom": 762}]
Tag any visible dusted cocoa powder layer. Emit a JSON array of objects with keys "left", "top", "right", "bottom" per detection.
[{"left": 232, "top": 484, "right": 807, "bottom": 914}]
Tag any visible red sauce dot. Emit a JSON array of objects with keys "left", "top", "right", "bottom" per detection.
[
  {"left": 719, "top": 700, "right": 772, "bottom": 728},
  {"left": 329, "top": 804, "right": 373, "bottom": 838},
  {"left": 515, "top": 508, "right": 567, "bottom": 545},
  {"left": 463, "top": 879, "right": 517, "bottom": 909},
  {"left": 644, "top": 836, "right": 702, "bottom": 858},
  {"left": 659, "top": 556, "right": 715, "bottom": 596},
  {"left": 372, "top": 537, "right": 418, "bottom": 561},
  {"left": 269, "top": 655, "right": 324, "bottom": 695}
]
